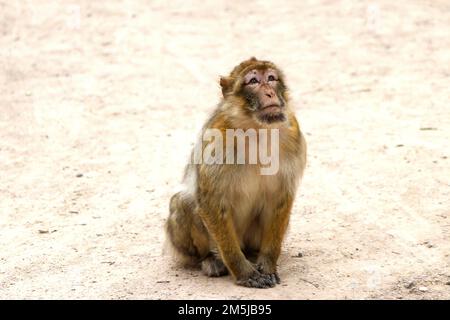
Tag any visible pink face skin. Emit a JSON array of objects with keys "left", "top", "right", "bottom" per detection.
[
  {"left": 243, "top": 68, "right": 283, "bottom": 112},
  {"left": 243, "top": 68, "right": 279, "bottom": 86}
]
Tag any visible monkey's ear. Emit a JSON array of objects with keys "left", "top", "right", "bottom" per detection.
[
  {"left": 220, "top": 76, "right": 232, "bottom": 96},
  {"left": 249, "top": 57, "right": 257, "bottom": 61}
]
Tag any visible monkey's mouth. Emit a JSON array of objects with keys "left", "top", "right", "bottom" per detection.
[
  {"left": 260, "top": 104, "right": 282, "bottom": 113},
  {"left": 258, "top": 104, "right": 286, "bottom": 123}
]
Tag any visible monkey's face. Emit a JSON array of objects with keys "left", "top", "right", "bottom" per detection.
[{"left": 240, "top": 68, "right": 287, "bottom": 124}]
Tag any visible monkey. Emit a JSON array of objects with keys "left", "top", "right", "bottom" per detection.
[{"left": 166, "top": 57, "right": 307, "bottom": 288}]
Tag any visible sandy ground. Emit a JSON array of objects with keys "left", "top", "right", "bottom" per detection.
[{"left": 1, "top": 0, "right": 449, "bottom": 299}]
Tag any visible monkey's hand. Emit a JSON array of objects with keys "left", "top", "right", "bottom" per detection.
[
  {"left": 236, "top": 268, "right": 277, "bottom": 289},
  {"left": 254, "top": 261, "right": 281, "bottom": 285}
]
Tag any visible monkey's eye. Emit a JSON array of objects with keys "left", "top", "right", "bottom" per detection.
[
  {"left": 268, "top": 75, "right": 276, "bottom": 81},
  {"left": 248, "top": 78, "right": 259, "bottom": 85}
]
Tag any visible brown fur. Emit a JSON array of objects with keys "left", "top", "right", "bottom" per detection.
[{"left": 166, "top": 58, "right": 307, "bottom": 288}]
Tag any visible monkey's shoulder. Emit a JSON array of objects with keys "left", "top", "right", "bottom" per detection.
[{"left": 278, "top": 114, "right": 306, "bottom": 155}]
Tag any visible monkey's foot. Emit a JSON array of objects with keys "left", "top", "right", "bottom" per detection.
[
  {"left": 236, "top": 271, "right": 277, "bottom": 289},
  {"left": 201, "top": 256, "right": 229, "bottom": 277}
]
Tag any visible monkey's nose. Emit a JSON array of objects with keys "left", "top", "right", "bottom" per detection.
[{"left": 265, "top": 93, "right": 273, "bottom": 98}]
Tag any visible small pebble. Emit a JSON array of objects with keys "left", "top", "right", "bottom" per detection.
[
  {"left": 418, "top": 286, "right": 428, "bottom": 292},
  {"left": 76, "top": 173, "right": 83, "bottom": 178}
]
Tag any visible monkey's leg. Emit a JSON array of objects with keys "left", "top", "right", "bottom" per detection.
[
  {"left": 201, "top": 251, "right": 228, "bottom": 277},
  {"left": 256, "top": 197, "right": 293, "bottom": 284},
  {"left": 166, "top": 192, "right": 209, "bottom": 265},
  {"left": 198, "top": 207, "right": 275, "bottom": 288}
]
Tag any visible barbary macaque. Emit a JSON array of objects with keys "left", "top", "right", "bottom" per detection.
[{"left": 166, "top": 57, "right": 307, "bottom": 288}]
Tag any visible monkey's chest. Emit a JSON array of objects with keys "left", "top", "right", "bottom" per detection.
[{"left": 227, "top": 168, "right": 285, "bottom": 223}]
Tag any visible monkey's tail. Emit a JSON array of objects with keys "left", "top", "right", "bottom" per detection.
[{"left": 165, "top": 192, "right": 205, "bottom": 267}]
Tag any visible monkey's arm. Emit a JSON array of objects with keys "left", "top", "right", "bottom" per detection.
[
  {"left": 256, "top": 195, "right": 293, "bottom": 283},
  {"left": 197, "top": 206, "right": 276, "bottom": 288},
  {"left": 197, "top": 208, "right": 247, "bottom": 276}
]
